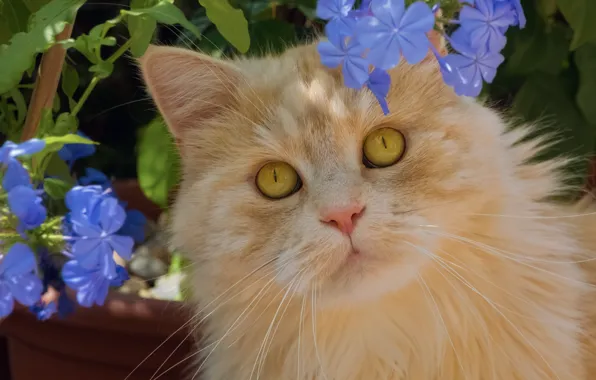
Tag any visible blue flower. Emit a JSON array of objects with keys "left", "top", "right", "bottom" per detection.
[
  {"left": 62, "top": 259, "right": 128, "bottom": 307},
  {"left": 58, "top": 131, "right": 96, "bottom": 167},
  {"left": 29, "top": 301, "right": 57, "bottom": 321},
  {"left": 118, "top": 209, "right": 147, "bottom": 244},
  {"left": 7, "top": 185, "right": 47, "bottom": 231},
  {"left": 366, "top": 68, "right": 391, "bottom": 114},
  {"left": 318, "top": 24, "right": 369, "bottom": 88},
  {"left": 0, "top": 243, "right": 43, "bottom": 318},
  {"left": 65, "top": 185, "right": 109, "bottom": 225},
  {"left": 69, "top": 196, "right": 134, "bottom": 278},
  {"left": 0, "top": 139, "right": 45, "bottom": 191},
  {"left": 497, "top": 0, "right": 525, "bottom": 28},
  {"left": 78, "top": 168, "right": 110, "bottom": 188},
  {"left": 441, "top": 28, "right": 504, "bottom": 97},
  {"left": 459, "top": 0, "right": 516, "bottom": 53},
  {"left": 356, "top": 0, "right": 434, "bottom": 69}
]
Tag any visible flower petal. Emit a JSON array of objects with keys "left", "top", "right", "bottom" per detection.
[
  {"left": 71, "top": 238, "right": 103, "bottom": 267},
  {"left": 107, "top": 235, "right": 134, "bottom": 261},
  {"left": 0, "top": 283, "right": 14, "bottom": 318},
  {"left": 316, "top": 0, "right": 355, "bottom": 20},
  {"left": 399, "top": 1, "right": 434, "bottom": 33},
  {"left": 7, "top": 273, "right": 43, "bottom": 306},
  {"left": 9, "top": 139, "right": 46, "bottom": 157},
  {"left": 99, "top": 197, "right": 127, "bottom": 234},
  {"left": 398, "top": 32, "right": 430, "bottom": 64},
  {"left": 62, "top": 260, "right": 93, "bottom": 290},
  {"left": 0, "top": 242, "right": 36, "bottom": 277},
  {"left": 317, "top": 41, "right": 345, "bottom": 69},
  {"left": 3, "top": 160, "right": 31, "bottom": 191},
  {"left": 343, "top": 55, "right": 370, "bottom": 88},
  {"left": 370, "top": 0, "right": 404, "bottom": 28}
]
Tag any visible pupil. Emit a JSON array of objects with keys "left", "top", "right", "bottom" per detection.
[
  {"left": 381, "top": 136, "right": 387, "bottom": 149},
  {"left": 273, "top": 169, "right": 278, "bottom": 182}
]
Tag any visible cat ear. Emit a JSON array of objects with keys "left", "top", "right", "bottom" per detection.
[
  {"left": 138, "top": 45, "right": 242, "bottom": 140},
  {"left": 428, "top": 29, "right": 447, "bottom": 57}
]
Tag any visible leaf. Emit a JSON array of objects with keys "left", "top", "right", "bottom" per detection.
[
  {"left": 200, "top": 0, "right": 250, "bottom": 53},
  {"left": 61, "top": 63, "right": 79, "bottom": 102},
  {"left": 122, "top": 0, "right": 201, "bottom": 40},
  {"left": 43, "top": 133, "right": 96, "bottom": 152},
  {"left": 137, "top": 117, "right": 180, "bottom": 208},
  {"left": 128, "top": 0, "right": 158, "bottom": 57},
  {"left": 555, "top": 0, "right": 596, "bottom": 50},
  {"left": 9, "top": 88, "right": 27, "bottom": 125},
  {"left": 54, "top": 112, "right": 78, "bottom": 135},
  {"left": 45, "top": 154, "right": 73, "bottom": 181},
  {"left": 575, "top": 44, "right": 596, "bottom": 125},
  {"left": 512, "top": 74, "right": 593, "bottom": 192},
  {"left": 506, "top": 20, "right": 570, "bottom": 76},
  {"left": 89, "top": 61, "right": 114, "bottom": 79},
  {"left": 248, "top": 20, "right": 296, "bottom": 56},
  {"left": 37, "top": 108, "right": 55, "bottom": 137},
  {"left": 0, "top": 0, "right": 30, "bottom": 43},
  {"left": 44, "top": 177, "right": 72, "bottom": 200},
  {"left": 0, "top": 0, "right": 85, "bottom": 93}
]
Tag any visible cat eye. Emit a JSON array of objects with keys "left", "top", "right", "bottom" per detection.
[
  {"left": 256, "top": 161, "right": 302, "bottom": 199},
  {"left": 362, "top": 127, "right": 406, "bottom": 168}
]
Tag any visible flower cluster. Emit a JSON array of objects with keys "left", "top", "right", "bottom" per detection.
[
  {"left": 316, "top": 0, "right": 526, "bottom": 113},
  {"left": 0, "top": 134, "right": 147, "bottom": 319}
]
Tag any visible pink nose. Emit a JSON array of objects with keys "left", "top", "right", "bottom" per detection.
[{"left": 320, "top": 204, "right": 364, "bottom": 235}]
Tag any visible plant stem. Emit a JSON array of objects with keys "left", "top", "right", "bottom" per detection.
[
  {"left": 71, "top": 76, "right": 100, "bottom": 117},
  {"left": 21, "top": 23, "right": 75, "bottom": 141},
  {"left": 107, "top": 39, "right": 133, "bottom": 64},
  {"left": 71, "top": 39, "right": 133, "bottom": 117}
]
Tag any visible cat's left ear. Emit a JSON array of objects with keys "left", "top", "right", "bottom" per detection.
[{"left": 138, "top": 45, "right": 242, "bottom": 144}]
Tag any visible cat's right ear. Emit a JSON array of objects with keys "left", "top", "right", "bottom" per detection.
[{"left": 138, "top": 45, "right": 241, "bottom": 140}]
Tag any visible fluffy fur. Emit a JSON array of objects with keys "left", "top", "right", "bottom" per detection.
[{"left": 139, "top": 41, "right": 596, "bottom": 379}]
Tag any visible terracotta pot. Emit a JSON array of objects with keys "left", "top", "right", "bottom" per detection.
[{"left": 0, "top": 292, "right": 198, "bottom": 380}]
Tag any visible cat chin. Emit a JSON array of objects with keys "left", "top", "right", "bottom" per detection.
[{"left": 314, "top": 254, "right": 430, "bottom": 309}]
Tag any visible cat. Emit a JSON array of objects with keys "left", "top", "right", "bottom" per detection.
[{"left": 139, "top": 34, "right": 596, "bottom": 379}]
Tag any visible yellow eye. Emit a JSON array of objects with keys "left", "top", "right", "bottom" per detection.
[
  {"left": 256, "top": 162, "right": 302, "bottom": 199},
  {"left": 363, "top": 128, "right": 406, "bottom": 168}
]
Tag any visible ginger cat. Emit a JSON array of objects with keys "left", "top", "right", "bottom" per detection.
[{"left": 139, "top": 38, "right": 596, "bottom": 379}]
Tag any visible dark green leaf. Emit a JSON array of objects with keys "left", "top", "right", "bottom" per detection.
[
  {"left": 200, "top": 0, "right": 250, "bottom": 53},
  {"left": 45, "top": 154, "right": 74, "bottom": 181},
  {"left": 61, "top": 63, "right": 79, "bottom": 101},
  {"left": 137, "top": 117, "right": 180, "bottom": 208},
  {"left": 44, "top": 177, "right": 72, "bottom": 200},
  {"left": 512, "top": 74, "right": 593, "bottom": 191},
  {"left": 42, "top": 133, "right": 96, "bottom": 151},
  {"left": 0, "top": 0, "right": 85, "bottom": 93},
  {"left": 37, "top": 108, "right": 54, "bottom": 136},
  {"left": 536, "top": 0, "right": 557, "bottom": 20},
  {"left": 506, "top": 21, "right": 570, "bottom": 76},
  {"left": 248, "top": 20, "right": 296, "bottom": 56},
  {"left": 122, "top": 0, "right": 201, "bottom": 40},
  {"left": 89, "top": 61, "right": 114, "bottom": 79},
  {"left": 9, "top": 88, "right": 27, "bottom": 125},
  {"left": 555, "top": 0, "right": 596, "bottom": 50},
  {"left": 575, "top": 44, "right": 596, "bottom": 125}
]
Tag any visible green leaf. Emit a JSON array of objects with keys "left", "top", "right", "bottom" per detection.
[
  {"left": 512, "top": 74, "right": 593, "bottom": 192},
  {"left": 44, "top": 177, "right": 72, "bottom": 200},
  {"left": 43, "top": 133, "right": 96, "bottom": 151},
  {"left": 200, "top": 0, "right": 250, "bottom": 53},
  {"left": 89, "top": 61, "right": 114, "bottom": 79},
  {"left": 9, "top": 88, "right": 27, "bottom": 125},
  {"left": 54, "top": 112, "right": 78, "bottom": 135},
  {"left": 536, "top": 0, "right": 557, "bottom": 20},
  {"left": 575, "top": 44, "right": 596, "bottom": 125},
  {"left": 137, "top": 117, "right": 180, "bottom": 208},
  {"left": 555, "top": 0, "right": 596, "bottom": 50},
  {"left": 45, "top": 154, "right": 73, "bottom": 181},
  {"left": 0, "top": 0, "right": 85, "bottom": 93},
  {"left": 122, "top": 0, "right": 201, "bottom": 40},
  {"left": 128, "top": 0, "right": 158, "bottom": 57},
  {"left": 37, "top": 108, "right": 55, "bottom": 136},
  {"left": 506, "top": 20, "right": 570, "bottom": 76},
  {"left": 61, "top": 63, "right": 79, "bottom": 102},
  {"left": 248, "top": 20, "right": 296, "bottom": 56},
  {"left": 0, "top": 0, "right": 30, "bottom": 43}
]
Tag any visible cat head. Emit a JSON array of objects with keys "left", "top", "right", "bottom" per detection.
[{"left": 139, "top": 40, "right": 544, "bottom": 307}]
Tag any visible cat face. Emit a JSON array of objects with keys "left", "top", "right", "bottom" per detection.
[{"left": 140, "top": 43, "right": 513, "bottom": 307}]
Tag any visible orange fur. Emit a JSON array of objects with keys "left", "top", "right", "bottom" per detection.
[{"left": 139, "top": 42, "right": 596, "bottom": 379}]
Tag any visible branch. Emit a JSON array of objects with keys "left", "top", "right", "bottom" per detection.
[{"left": 20, "top": 23, "right": 74, "bottom": 141}]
